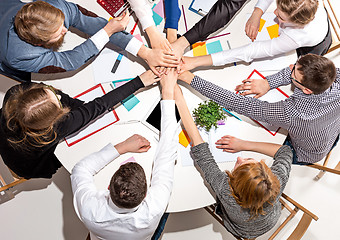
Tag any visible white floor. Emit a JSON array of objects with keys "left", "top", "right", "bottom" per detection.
[{"left": 1, "top": 11, "right": 340, "bottom": 240}]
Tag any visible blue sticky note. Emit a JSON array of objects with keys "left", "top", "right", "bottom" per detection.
[
  {"left": 122, "top": 94, "right": 140, "bottom": 111},
  {"left": 206, "top": 41, "right": 223, "bottom": 54},
  {"left": 152, "top": 11, "right": 163, "bottom": 26}
]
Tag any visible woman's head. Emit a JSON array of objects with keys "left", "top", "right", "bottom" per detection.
[
  {"left": 4, "top": 83, "right": 69, "bottom": 148},
  {"left": 275, "top": 0, "right": 318, "bottom": 26},
  {"left": 227, "top": 157, "right": 280, "bottom": 217}
]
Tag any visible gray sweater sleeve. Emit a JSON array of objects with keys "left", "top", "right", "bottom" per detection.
[
  {"left": 191, "top": 142, "right": 230, "bottom": 200},
  {"left": 270, "top": 145, "right": 293, "bottom": 194}
]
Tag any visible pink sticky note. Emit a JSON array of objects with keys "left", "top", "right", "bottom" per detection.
[
  {"left": 153, "top": 0, "right": 164, "bottom": 18},
  {"left": 134, "top": 34, "right": 143, "bottom": 43},
  {"left": 120, "top": 156, "right": 136, "bottom": 165}
]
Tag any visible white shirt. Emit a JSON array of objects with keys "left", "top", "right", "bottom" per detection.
[
  {"left": 128, "top": 0, "right": 155, "bottom": 31},
  {"left": 71, "top": 100, "right": 178, "bottom": 240},
  {"left": 212, "top": 0, "right": 328, "bottom": 66}
]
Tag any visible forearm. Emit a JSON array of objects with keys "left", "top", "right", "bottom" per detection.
[
  {"left": 164, "top": 0, "right": 181, "bottom": 30},
  {"left": 183, "top": 0, "right": 248, "bottom": 44},
  {"left": 265, "top": 67, "right": 293, "bottom": 89},
  {"left": 211, "top": 34, "right": 299, "bottom": 66},
  {"left": 175, "top": 87, "right": 203, "bottom": 146},
  {"left": 239, "top": 140, "right": 282, "bottom": 157},
  {"left": 255, "top": 0, "right": 273, "bottom": 13},
  {"left": 128, "top": 0, "right": 154, "bottom": 31}
]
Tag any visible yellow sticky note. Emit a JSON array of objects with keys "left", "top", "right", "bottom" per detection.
[
  {"left": 192, "top": 42, "right": 207, "bottom": 56},
  {"left": 266, "top": 24, "right": 279, "bottom": 39},
  {"left": 109, "top": 17, "right": 113, "bottom": 21},
  {"left": 179, "top": 129, "right": 191, "bottom": 147},
  {"left": 259, "top": 18, "right": 266, "bottom": 32}
]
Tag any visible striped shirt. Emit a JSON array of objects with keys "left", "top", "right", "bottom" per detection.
[{"left": 190, "top": 67, "right": 340, "bottom": 163}]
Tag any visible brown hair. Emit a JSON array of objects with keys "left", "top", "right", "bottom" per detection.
[
  {"left": 226, "top": 161, "right": 280, "bottom": 217},
  {"left": 297, "top": 54, "right": 336, "bottom": 94},
  {"left": 110, "top": 162, "right": 147, "bottom": 209},
  {"left": 3, "top": 83, "right": 69, "bottom": 149},
  {"left": 14, "top": 1, "right": 65, "bottom": 47},
  {"left": 277, "top": 0, "right": 318, "bottom": 26}
]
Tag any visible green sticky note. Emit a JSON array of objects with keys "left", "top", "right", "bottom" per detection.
[
  {"left": 206, "top": 40, "right": 223, "bottom": 54},
  {"left": 122, "top": 94, "right": 140, "bottom": 111},
  {"left": 152, "top": 11, "right": 163, "bottom": 26}
]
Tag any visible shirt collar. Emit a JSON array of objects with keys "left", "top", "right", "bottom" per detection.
[{"left": 108, "top": 197, "right": 139, "bottom": 214}]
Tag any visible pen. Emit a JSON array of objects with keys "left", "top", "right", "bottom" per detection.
[
  {"left": 111, "top": 53, "right": 123, "bottom": 73},
  {"left": 223, "top": 108, "right": 242, "bottom": 121}
]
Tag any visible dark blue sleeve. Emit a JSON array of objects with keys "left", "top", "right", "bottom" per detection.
[{"left": 164, "top": 0, "right": 181, "bottom": 30}]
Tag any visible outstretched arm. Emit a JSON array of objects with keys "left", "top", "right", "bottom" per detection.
[
  {"left": 215, "top": 135, "right": 281, "bottom": 157},
  {"left": 174, "top": 85, "right": 203, "bottom": 146}
]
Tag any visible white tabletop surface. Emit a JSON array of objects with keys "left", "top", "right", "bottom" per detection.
[{"left": 32, "top": 0, "right": 296, "bottom": 212}]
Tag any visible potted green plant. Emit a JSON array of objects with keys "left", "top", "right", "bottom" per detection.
[{"left": 192, "top": 100, "right": 227, "bottom": 131}]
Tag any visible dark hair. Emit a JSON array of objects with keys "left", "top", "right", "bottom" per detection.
[
  {"left": 109, "top": 162, "right": 147, "bottom": 209},
  {"left": 3, "top": 83, "right": 69, "bottom": 150},
  {"left": 297, "top": 54, "right": 336, "bottom": 94},
  {"left": 277, "top": 0, "right": 318, "bottom": 26},
  {"left": 226, "top": 161, "right": 280, "bottom": 217}
]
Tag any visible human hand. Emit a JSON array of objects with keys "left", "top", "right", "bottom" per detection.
[
  {"left": 115, "top": 134, "right": 151, "bottom": 154},
  {"left": 245, "top": 8, "right": 263, "bottom": 42},
  {"left": 140, "top": 47, "right": 179, "bottom": 76},
  {"left": 178, "top": 71, "right": 195, "bottom": 85},
  {"left": 146, "top": 26, "right": 172, "bottom": 51},
  {"left": 103, "top": 10, "right": 130, "bottom": 36},
  {"left": 215, "top": 135, "right": 246, "bottom": 153},
  {"left": 139, "top": 70, "right": 161, "bottom": 87},
  {"left": 234, "top": 78, "right": 270, "bottom": 98},
  {"left": 179, "top": 56, "right": 197, "bottom": 73},
  {"left": 171, "top": 36, "right": 190, "bottom": 71},
  {"left": 160, "top": 68, "right": 178, "bottom": 99}
]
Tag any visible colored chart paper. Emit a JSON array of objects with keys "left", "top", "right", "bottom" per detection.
[
  {"left": 206, "top": 40, "right": 223, "bottom": 54},
  {"left": 192, "top": 42, "right": 207, "bottom": 56},
  {"left": 179, "top": 129, "right": 191, "bottom": 147}
]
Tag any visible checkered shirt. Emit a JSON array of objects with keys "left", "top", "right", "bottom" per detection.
[{"left": 191, "top": 67, "right": 340, "bottom": 163}]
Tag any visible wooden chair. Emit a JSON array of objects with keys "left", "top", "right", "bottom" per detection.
[
  {"left": 324, "top": 0, "right": 340, "bottom": 53},
  {"left": 307, "top": 149, "right": 340, "bottom": 180},
  {"left": 204, "top": 193, "right": 318, "bottom": 240},
  {"left": 0, "top": 167, "right": 26, "bottom": 194}
]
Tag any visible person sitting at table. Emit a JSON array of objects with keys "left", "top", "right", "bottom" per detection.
[
  {"left": 0, "top": 70, "right": 160, "bottom": 179},
  {"left": 0, "top": 0, "right": 179, "bottom": 81},
  {"left": 178, "top": 53, "right": 340, "bottom": 165},
  {"left": 172, "top": 0, "right": 331, "bottom": 71},
  {"left": 173, "top": 84, "right": 293, "bottom": 239},
  {"left": 70, "top": 69, "right": 179, "bottom": 240}
]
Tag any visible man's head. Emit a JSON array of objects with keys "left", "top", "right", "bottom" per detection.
[
  {"left": 109, "top": 162, "right": 147, "bottom": 209},
  {"left": 14, "top": 1, "right": 67, "bottom": 50},
  {"left": 290, "top": 54, "right": 336, "bottom": 95}
]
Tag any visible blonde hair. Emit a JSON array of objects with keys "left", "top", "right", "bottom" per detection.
[
  {"left": 226, "top": 161, "right": 280, "bottom": 217},
  {"left": 4, "top": 83, "right": 69, "bottom": 150},
  {"left": 277, "top": 0, "right": 318, "bottom": 26},
  {"left": 14, "top": 1, "right": 65, "bottom": 46}
]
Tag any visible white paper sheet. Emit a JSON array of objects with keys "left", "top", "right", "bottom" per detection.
[
  {"left": 65, "top": 85, "right": 119, "bottom": 146},
  {"left": 247, "top": 13, "right": 291, "bottom": 71},
  {"left": 180, "top": 118, "right": 242, "bottom": 166},
  {"left": 93, "top": 48, "right": 135, "bottom": 84}
]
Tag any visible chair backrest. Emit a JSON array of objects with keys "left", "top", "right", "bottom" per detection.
[
  {"left": 268, "top": 193, "right": 318, "bottom": 240},
  {"left": 204, "top": 193, "right": 318, "bottom": 240},
  {"left": 0, "top": 166, "right": 26, "bottom": 193},
  {"left": 324, "top": 0, "right": 340, "bottom": 53}
]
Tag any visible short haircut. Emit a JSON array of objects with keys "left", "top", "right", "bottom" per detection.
[
  {"left": 226, "top": 161, "right": 280, "bottom": 217},
  {"left": 14, "top": 1, "right": 65, "bottom": 46},
  {"left": 110, "top": 162, "right": 147, "bottom": 209},
  {"left": 277, "top": 0, "right": 318, "bottom": 26},
  {"left": 297, "top": 54, "right": 336, "bottom": 94}
]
